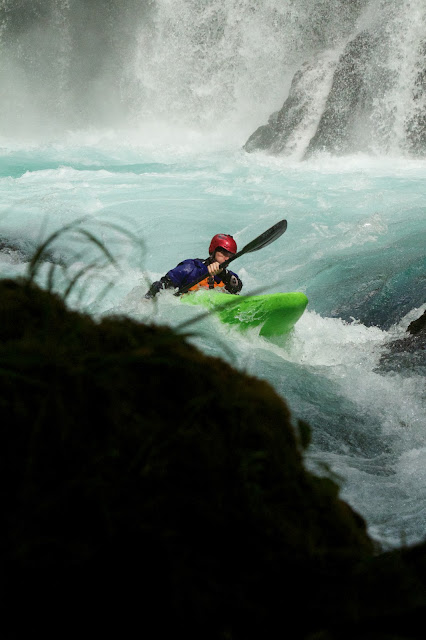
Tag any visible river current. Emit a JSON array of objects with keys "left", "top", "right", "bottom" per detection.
[{"left": 0, "top": 0, "right": 425, "bottom": 549}]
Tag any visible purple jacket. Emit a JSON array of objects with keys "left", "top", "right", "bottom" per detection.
[{"left": 145, "top": 258, "right": 243, "bottom": 298}]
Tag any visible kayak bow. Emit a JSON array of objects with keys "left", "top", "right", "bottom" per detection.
[{"left": 181, "top": 290, "right": 308, "bottom": 336}]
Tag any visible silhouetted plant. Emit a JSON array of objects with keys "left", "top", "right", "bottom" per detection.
[{"left": 25, "top": 216, "right": 146, "bottom": 306}]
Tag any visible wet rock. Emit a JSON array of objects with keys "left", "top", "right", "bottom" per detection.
[
  {"left": 244, "top": 24, "right": 426, "bottom": 158},
  {"left": 244, "top": 31, "right": 376, "bottom": 157},
  {"left": 388, "top": 309, "right": 426, "bottom": 353},
  {"left": 405, "top": 40, "right": 426, "bottom": 155},
  {"left": 304, "top": 30, "right": 376, "bottom": 156},
  {"left": 244, "top": 53, "right": 338, "bottom": 156},
  {"left": 408, "top": 309, "right": 426, "bottom": 336},
  {"left": 379, "top": 309, "right": 426, "bottom": 374},
  {"left": 243, "top": 110, "right": 280, "bottom": 153}
]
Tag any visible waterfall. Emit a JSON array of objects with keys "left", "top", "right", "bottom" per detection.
[
  {"left": 0, "top": 0, "right": 424, "bottom": 155},
  {"left": 244, "top": 0, "right": 426, "bottom": 156}
]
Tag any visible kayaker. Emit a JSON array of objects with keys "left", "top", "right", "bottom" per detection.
[{"left": 144, "top": 233, "right": 243, "bottom": 299}]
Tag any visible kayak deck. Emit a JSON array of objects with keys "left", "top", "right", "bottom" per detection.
[{"left": 181, "top": 290, "right": 308, "bottom": 336}]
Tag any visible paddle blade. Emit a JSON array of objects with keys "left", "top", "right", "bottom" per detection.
[{"left": 241, "top": 219, "right": 287, "bottom": 255}]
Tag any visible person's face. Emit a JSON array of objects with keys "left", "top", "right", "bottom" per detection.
[{"left": 214, "top": 247, "right": 234, "bottom": 264}]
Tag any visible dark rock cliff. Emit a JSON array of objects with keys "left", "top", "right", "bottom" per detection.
[
  {"left": 244, "top": 30, "right": 378, "bottom": 157},
  {"left": 304, "top": 30, "right": 376, "bottom": 157},
  {"left": 244, "top": 28, "right": 426, "bottom": 158}
]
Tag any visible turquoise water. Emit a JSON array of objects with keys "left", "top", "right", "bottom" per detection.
[
  {"left": 1, "top": 137, "right": 425, "bottom": 549},
  {"left": 1, "top": 0, "right": 426, "bottom": 550}
]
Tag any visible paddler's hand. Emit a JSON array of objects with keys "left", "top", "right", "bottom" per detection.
[{"left": 207, "top": 261, "right": 223, "bottom": 277}]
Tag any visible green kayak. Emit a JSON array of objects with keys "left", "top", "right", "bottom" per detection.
[{"left": 181, "top": 290, "right": 308, "bottom": 337}]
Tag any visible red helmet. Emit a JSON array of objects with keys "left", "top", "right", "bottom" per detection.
[{"left": 209, "top": 233, "right": 237, "bottom": 255}]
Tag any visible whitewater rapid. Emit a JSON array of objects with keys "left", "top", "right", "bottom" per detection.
[
  {"left": 0, "top": 0, "right": 425, "bottom": 550},
  {"left": 0, "top": 138, "right": 424, "bottom": 549}
]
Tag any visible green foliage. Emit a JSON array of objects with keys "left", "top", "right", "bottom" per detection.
[{"left": 25, "top": 216, "right": 146, "bottom": 307}]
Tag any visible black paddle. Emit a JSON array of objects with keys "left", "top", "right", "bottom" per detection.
[{"left": 175, "top": 219, "right": 288, "bottom": 295}]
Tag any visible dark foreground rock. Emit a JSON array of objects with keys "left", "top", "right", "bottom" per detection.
[{"left": 1, "top": 278, "right": 426, "bottom": 639}]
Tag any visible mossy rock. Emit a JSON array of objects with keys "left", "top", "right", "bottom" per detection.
[{"left": 1, "top": 278, "right": 375, "bottom": 639}]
